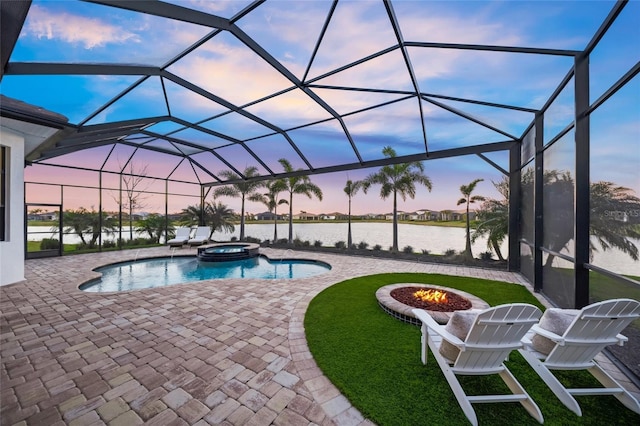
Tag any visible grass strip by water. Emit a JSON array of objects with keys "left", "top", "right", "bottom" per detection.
[{"left": 304, "top": 273, "right": 640, "bottom": 426}]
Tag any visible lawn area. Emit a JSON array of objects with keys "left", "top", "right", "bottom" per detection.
[{"left": 304, "top": 273, "right": 640, "bottom": 425}]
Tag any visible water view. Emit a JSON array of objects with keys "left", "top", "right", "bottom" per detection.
[{"left": 28, "top": 222, "right": 639, "bottom": 275}]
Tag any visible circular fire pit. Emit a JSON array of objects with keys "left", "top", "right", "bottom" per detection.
[{"left": 376, "top": 283, "right": 489, "bottom": 325}]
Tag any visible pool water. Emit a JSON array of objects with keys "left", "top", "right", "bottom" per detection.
[
  {"left": 205, "top": 246, "right": 244, "bottom": 253},
  {"left": 80, "top": 256, "right": 331, "bottom": 292}
]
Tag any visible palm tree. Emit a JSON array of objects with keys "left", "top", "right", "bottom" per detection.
[
  {"left": 136, "top": 214, "right": 174, "bottom": 244},
  {"left": 62, "top": 207, "right": 117, "bottom": 247},
  {"left": 207, "top": 200, "right": 235, "bottom": 239},
  {"left": 178, "top": 202, "right": 235, "bottom": 240},
  {"left": 472, "top": 178, "right": 508, "bottom": 261},
  {"left": 589, "top": 181, "right": 640, "bottom": 260},
  {"left": 362, "top": 146, "right": 432, "bottom": 252},
  {"left": 344, "top": 179, "right": 363, "bottom": 248},
  {"left": 179, "top": 204, "right": 206, "bottom": 227},
  {"left": 278, "top": 158, "right": 323, "bottom": 244},
  {"left": 256, "top": 180, "right": 288, "bottom": 242},
  {"left": 62, "top": 208, "right": 93, "bottom": 246},
  {"left": 457, "top": 179, "right": 486, "bottom": 260},
  {"left": 213, "top": 166, "right": 265, "bottom": 241}
]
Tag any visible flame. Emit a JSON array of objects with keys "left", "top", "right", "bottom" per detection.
[{"left": 414, "top": 289, "right": 448, "bottom": 304}]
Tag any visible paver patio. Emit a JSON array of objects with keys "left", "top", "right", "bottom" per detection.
[{"left": 1, "top": 247, "right": 638, "bottom": 425}]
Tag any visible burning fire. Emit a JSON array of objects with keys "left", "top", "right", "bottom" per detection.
[{"left": 414, "top": 289, "right": 448, "bottom": 304}]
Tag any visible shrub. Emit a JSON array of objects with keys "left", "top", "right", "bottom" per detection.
[
  {"left": 292, "top": 237, "right": 310, "bottom": 247},
  {"left": 245, "top": 236, "right": 261, "bottom": 243},
  {"left": 127, "top": 237, "right": 155, "bottom": 246},
  {"left": 102, "top": 240, "right": 116, "bottom": 249},
  {"left": 421, "top": 249, "right": 430, "bottom": 255},
  {"left": 40, "top": 238, "right": 60, "bottom": 250},
  {"left": 335, "top": 241, "right": 346, "bottom": 249},
  {"left": 314, "top": 240, "right": 323, "bottom": 248},
  {"left": 444, "top": 248, "right": 456, "bottom": 256},
  {"left": 357, "top": 241, "right": 369, "bottom": 250},
  {"left": 402, "top": 245, "right": 414, "bottom": 254},
  {"left": 373, "top": 244, "right": 382, "bottom": 251},
  {"left": 277, "top": 238, "right": 288, "bottom": 245},
  {"left": 76, "top": 242, "right": 95, "bottom": 250},
  {"left": 230, "top": 236, "right": 237, "bottom": 241},
  {"left": 480, "top": 251, "right": 493, "bottom": 261}
]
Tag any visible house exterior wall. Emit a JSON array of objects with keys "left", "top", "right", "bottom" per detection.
[{"left": 0, "top": 128, "right": 25, "bottom": 286}]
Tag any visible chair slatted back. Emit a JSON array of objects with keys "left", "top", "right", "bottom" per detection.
[
  {"left": 175, "top": 227, "right": 191, "bottom": 238},
  {"left": 546, "top": 299, "right": 640, "bottom": 367},
  {"left": 456, "top": 304, "right": 542, "bottom": 371},
  {"left": 194, "top": 226, "right": 210, "bottom": 237}
]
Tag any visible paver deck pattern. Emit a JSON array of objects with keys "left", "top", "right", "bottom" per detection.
[{"left": 2, "top": 247, "right": 638, "bottom": 425}]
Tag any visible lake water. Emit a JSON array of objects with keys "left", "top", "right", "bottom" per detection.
[{"left": 27, "top": 222, "right": 639, "bottom": 275}]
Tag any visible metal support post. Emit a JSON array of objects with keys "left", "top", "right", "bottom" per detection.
[
  {"left": 508, "top": 143, "right": 521, "bottom": 271},
  {"left": 533, "top": 113, "right": 544, "bottom": 292},
  {"left": 574, "top": 54, "right": 590, "bottom": 308}
]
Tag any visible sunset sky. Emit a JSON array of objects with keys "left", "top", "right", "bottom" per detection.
[{"left": 3, "top": 0, "right": 638, "bottom": 216}]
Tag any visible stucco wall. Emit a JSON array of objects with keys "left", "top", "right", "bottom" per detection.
[{"left": 0, "top": 128, "right": 25, "bottom": 286}]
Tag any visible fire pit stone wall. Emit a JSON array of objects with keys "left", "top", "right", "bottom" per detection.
[{"left": 376, "top": 283, "right": 490, "bottom": 325}]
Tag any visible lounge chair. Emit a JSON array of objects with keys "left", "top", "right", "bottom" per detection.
[
  {"left": 167, "top": 227, "right": 191, "bottom": 247},
  {"left": 412, "top": 304, "right": 543, "bottom": 426},
  {"left": 519, "top": 298, "right": 640, "bottom": 416},
  {"left": 188, "top": 226, "right": 210, "bottom": 246}
]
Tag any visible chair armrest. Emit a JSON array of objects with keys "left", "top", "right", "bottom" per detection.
[
  {"left": 412, "top": 309, "right": 465, "bottom": 349},
  {"left": 529, "top": 324, "right": 566, "bottom": 345},
  {"left": 616, "top": 333, "right": 628, "bottom": 346}
]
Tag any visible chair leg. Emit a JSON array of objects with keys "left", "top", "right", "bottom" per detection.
[
  {"left": 428, "top": 338, "right": 478, "bottom": 426},
  {"left": 498, "top": 368, "right": 544, "bottom": 423},
  {"left": 519, "top": 350, "right": 582, "bottom": 416},
  {"left": 588, "top": 363, "right": 640, "bottom": 414},
  {"left": 420, "top": 323, "right": 428, "bottom": 365}
]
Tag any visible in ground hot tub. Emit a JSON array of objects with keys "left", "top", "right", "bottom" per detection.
[{"left": 197, "top": 242, "right": 260, "bottom": 262}]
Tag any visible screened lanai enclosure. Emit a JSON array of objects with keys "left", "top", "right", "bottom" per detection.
[{"left": 1, "top": 0, "right": 639, "bottom": 375}]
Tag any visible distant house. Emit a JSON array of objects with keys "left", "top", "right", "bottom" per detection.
[
  {"left": 406, "top": 211, "right": 421, "bottom": 221},
  {"left": 419, "top": 209, "right": 440, "bottom": 221},
  {"left": 440, "top": 209, "right": 475, "bottom": 221},
  {"left": 256, "top": 211, "right": 282, "bottom": 221},
  {"left": 439, "top": 210, "right": 457, "bottom": 221},
  {"left": 321, "top": 212, "right": 346, "bottom": 220},
  {"left": 27, "top": 211, "right": 58, "bottom": 221},
  {"left": 456, "top": 209, "right": 476, "bottom": 221},
  {"left": 131, "top": 212, "right": 151, "bottom": 220},
  {"left": 295, "top": 211, "right": 320, "bottom": 220}
]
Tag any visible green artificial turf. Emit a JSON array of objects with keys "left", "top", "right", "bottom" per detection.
[{"left": 304, "top": 273, "right": 640, "bottom": 425}]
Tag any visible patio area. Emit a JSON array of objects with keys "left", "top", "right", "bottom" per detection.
[{"left": 1, "top": 248, "right": 638, "bottom": 425}]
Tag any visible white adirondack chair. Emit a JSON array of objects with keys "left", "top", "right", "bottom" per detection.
[
  {"left": 167, "top": 227, "right": 191, "bottom": 247},
  {"left": 519, "top": 298, "right": 640, "bottom": 416},
  {"left": 412, "top": 304, "right": 543, "bottom": 426},
  {"left": 188, "top": 226, "right": 210, "bottom": 246}
]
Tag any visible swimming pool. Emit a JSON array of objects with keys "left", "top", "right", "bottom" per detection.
[{"left": 80, "top": 255, "right": 331, "bottom": 292}]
